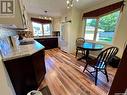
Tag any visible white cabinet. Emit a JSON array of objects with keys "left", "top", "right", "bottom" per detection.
[
  {"left": 53, "top": 18, "right": 61, "bottom": 31},
  {"left": 0, "top": 0, "right": 28, "bottom": 29}
]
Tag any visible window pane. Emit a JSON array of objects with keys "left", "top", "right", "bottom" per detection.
[
  {"left": 84, "top": 19, "right": 97, "bottom": 40},
  {"left": 43, "top": 24, "right": 51, "bottom": 36},
  {"left": 32, "top": 22, "right": 43, "bottom": 36},
  {"left": 96, "top": 11, "right": 120, "bottom": 43}
]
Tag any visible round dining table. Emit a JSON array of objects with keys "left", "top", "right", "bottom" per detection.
[{"left": 77, "top": 42, "right": 104, "bottom": 60}]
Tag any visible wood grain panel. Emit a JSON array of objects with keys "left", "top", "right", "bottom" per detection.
[{"left": 39, "top": 48, "right": 117, "bottom": 95}]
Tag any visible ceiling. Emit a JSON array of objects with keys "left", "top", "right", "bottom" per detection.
[{"left": 22, "top": 0, "right": 106, "bottom": 17}]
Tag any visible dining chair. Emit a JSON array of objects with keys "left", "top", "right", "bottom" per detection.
[
  {"left": 76, "top": 37, "right": 85, "bottom": 57},
  {"left": 83, "top": 46, "right": 119, "bottom": 85}
]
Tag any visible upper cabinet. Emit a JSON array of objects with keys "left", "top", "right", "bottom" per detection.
[
  {"left": 0, "top": 0, "right": 28, "bottom": 29},
  {"left": 53, "top": 18, "right": 61, "bottom": 31}
]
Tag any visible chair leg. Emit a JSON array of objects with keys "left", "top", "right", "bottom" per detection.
[
  {"left": 82, "top": 50, "right": 84, "bottom": 55},
  {"left": 83, "top": 63, "right": 88, "bottom": 72},
  {"left": 104, "top": 69, "right": 109, "bottom": 82},
  {"left": 95, "top": 69, "right": 98, "bottom": 85},
  {"left": 83, "top": 50, "right": 86, "bottom": 55}
]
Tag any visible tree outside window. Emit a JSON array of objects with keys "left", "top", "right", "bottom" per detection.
[
  {"left": 85, "top": 19, "right": 97, "bottom": 40},
  {"left": 32, "top": 22, "right": 51, "bottom": 36},
  {"left": 32, "top": 22, "right": 43, "bottom": 36},
  {"left": 84, "top": 11, "right": 120, "bottom": 43},
  {"left": 43, "top": 24, "right": 51, "bottom": 36}
]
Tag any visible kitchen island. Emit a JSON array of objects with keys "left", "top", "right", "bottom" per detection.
[{"left": 2, "top": 40, "right": 46, "bottom": 95}]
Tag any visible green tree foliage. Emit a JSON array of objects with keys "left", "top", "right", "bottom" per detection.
[
  {"left": 86, "top": 19, "right": 96, "bottom": 27},
  {"left": 89, "top": 11, "right": 120, "bottom": 31},
  {"left": 88, "top": 19, "right": 96, "bottom": 27}
]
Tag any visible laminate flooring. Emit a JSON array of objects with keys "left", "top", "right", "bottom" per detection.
[{"left": 39, "top": 48, "right": 117, "bottom": 95}]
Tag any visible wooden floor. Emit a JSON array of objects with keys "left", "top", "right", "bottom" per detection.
[{"left": 39, "top": 48, "right": 117, "bottom": 95}]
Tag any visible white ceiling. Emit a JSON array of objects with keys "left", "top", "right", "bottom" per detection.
[{"left": 22, "top": 0, "right": 106, "bottom": 17}]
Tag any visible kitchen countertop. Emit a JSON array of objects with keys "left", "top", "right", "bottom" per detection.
[
  {"left": 34, "top": 36, "right": 59, "bottom": 39},
  {"left": 1, "top": 40, "right": 45, "bottom": 61}
]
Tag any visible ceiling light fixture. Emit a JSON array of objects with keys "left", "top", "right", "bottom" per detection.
[
  {"left": 66, "top": 0, "right": 79, "bottom": 8},
  {"left": 38, "top": 16, "right": 52, "bottom": 20}
]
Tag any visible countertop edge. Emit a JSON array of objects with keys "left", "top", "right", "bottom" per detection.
[
  {"left": 2, "top": 41, "right": 45, "bottom": 61},
  {"left": 34, "top": 36, "right": 59, "bottom": 39}
]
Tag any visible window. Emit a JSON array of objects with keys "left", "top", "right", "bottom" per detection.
[
  {"left": 84, "top": 11, "right": 120, "bottom": 43},
  {"left": 96, "top": 11, "right": 120, "bottom": 43},
  {"left": 43, "top": 24, "right": 51, "bottom": 36},
  {"left": 32, "top": 22, "right": 43, "bottom": 36},
  {"left": 85, "top": 19, "right": 97, "bottom": 40},
  {"left": 32, "top": 22, "right": 51, "bottom": 36}
]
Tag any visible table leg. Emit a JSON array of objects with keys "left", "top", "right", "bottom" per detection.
[{"left": 86, "top": 50, "right": 89, "bottom": 59}]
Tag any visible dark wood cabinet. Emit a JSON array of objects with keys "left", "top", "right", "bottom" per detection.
[
  {"left": 35, "top": 37, "right": 58, "bottom": 50},
  {"left": 4, "top": 49, "right": 46, "bottom": 95},
  {"left": 109, "top": 45, "right": 127, "bottom": 95}
]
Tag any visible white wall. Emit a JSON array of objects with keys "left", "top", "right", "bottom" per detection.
[
  {"left": 27, "top": 13, "right": 35, "bottom": 31},
  {"left": 0, "top": 56, "right": 16, "bottom": 95},
  {"left": 113, "top": 0, "right": 127, "bottom": 57},
  {"left": 69, "top": 7, "right": 82, "bottom": 53}
]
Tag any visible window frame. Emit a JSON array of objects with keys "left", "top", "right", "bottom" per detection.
[
  {"left": 84, "top": 11, "right": 120, "bottom": 44},
  {"left": 32, "top": 22, "right": 43, "bottom": 36},
  {"left": 32, "top": 21, "right": 52, "bottom": 37},
  {"left": 43, "top": 24, "right": 52, "bottom": 36}
]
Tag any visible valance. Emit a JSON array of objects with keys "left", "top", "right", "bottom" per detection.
[
  {"left": 31, "top": 18, "right": 52, "bottom": 24},
  {"left": 83, "top": 1, "right": 124, "bottom": 18}
]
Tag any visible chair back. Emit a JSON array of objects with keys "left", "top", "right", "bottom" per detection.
[
  {"left": 76, "top": 37, "right": 85, "bottom": 47},
  {"left": 96, "top": 47, "right": 119, "bottom": 69}
]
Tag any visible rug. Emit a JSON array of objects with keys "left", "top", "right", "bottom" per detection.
[{"left": 39, "top": 86, "right": 52, "bottom": 95}]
